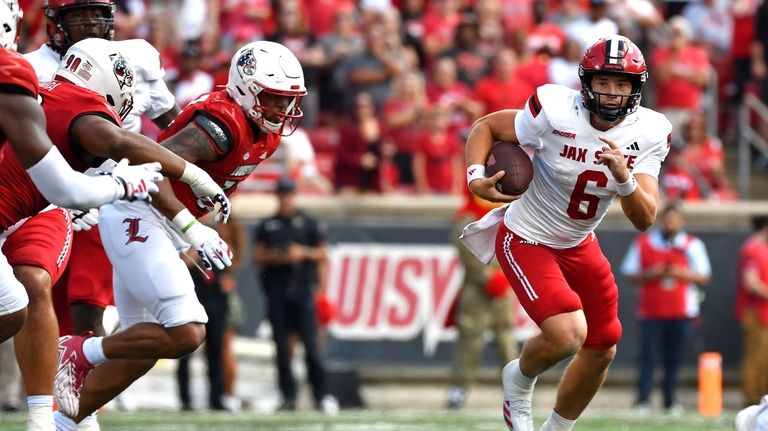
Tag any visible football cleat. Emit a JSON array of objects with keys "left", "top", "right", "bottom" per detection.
[
  {"left": 54, "top": 333, "right": 96, "bottom": 418},
  {"left": 502, "top": 359, "right": 536, "bottom": 431}
]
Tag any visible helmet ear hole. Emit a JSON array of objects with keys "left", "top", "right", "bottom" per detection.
[
  {"left": 106, "top": 94, "right": 115, "bottom": 106},
  {"left": 236, "top": 86, "right": 246, "bottom": 97}
]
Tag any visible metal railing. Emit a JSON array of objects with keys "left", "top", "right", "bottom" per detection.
[{"left": 738, "top": 93, "right": 768, "bottom": 199}]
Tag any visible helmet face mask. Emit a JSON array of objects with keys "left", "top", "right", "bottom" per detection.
[
  {"left": 578, "top": 35, "right": 647, "bottom": 122},
  {"left": 44, "top": 0, "right": 114, "bottom": 54},
  {"left": 226, "top": 41, "right": 307, "bottom": 136}
]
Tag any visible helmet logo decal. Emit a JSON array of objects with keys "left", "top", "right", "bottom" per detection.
[
  {"left": 109, "top": 53, "right": 133, "bottom": 90},
  {"left": 604, "top": 37, "right": 626, "bottom": 70},
  {"left": 236, "top": 48, "right": 257, "bottom": 77}
]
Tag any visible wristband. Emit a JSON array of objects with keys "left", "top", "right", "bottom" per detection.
[
  {"left": 466, "top": 164, "right": 486, "bottom": 186},
  {"left": 172, "top": 209, "right": 197, "bottom": 233},
  {"left": 616, "top": 173, "right": 637, "bottom": 196}
]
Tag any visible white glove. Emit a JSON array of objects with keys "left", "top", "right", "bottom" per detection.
[
  {"left": 172, "top": 209, "right": 233, "bottom": 270},
  {"left": 70, "top": 208, "right": 99, "bottom": 231},
  {"left": 109, "top": 159, "right": 163, "bottom": 202},
  {"left": 180, "top": 162, "right": 231, "bottom": 223}
]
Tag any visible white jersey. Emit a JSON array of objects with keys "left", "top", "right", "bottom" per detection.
[
  {"left": 506, "top": 84, "right": 672, "bottom": 248},
  {"left": 24, "top": 40, "right": 176, "bottom": 132}
]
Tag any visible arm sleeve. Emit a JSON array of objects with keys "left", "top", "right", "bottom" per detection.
[{"left": 25, "top": 146, "right": 123, "bottom": 210}]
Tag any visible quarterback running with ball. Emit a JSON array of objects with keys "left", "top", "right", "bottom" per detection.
[{"left": 462, "top": 35, "right": 672, "bottom": 431}]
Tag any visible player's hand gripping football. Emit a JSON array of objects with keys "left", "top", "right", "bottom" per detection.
[
  {"left": 183, "top": 221, "right": 233, "bottom": 270},
  {"left": 110, "top": 159, "right": 164, "bottom": 202},
  {"left": 468, "top": 171, "right": 522, "bottom": 203},
  {"left": 597, "top": 136, "right": 630, "bottom": 183}
]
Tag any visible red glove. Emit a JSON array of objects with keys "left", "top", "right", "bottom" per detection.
[
  {"left": 315, "top": 293, "right": 336, "bottom": 326},
  {"left": 485, "top": 269, "right": 509, "bottom": 298}
]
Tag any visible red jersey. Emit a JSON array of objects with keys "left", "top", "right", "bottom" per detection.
[
  {"left": 161, "top": 90, "right": 281, "bottom": 218},
  {"left": 651, "top": 45, "right": 710, "bottom": 111},
  {"left": 735, "top": 238, "right": 768, "bottom": 325},
  {"left": 635, "top": 233, "right": 696, "bottom": 319},
  {"left": 0, "top": 80, "right": 120, "bottom": 230},
  {"left": 0, "top": 48, "right": 39, "bottom": 99}
]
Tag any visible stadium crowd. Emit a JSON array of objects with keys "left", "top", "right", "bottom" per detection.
[{"left": 14, "top": 0, "right": 765, "bottom": 200}]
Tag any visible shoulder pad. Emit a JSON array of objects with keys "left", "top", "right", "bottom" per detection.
[{"left": 193, "top": 111, "right": 233, "bottom": 155}]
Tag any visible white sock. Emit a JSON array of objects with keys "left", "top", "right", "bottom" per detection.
[
  {"left": 28, "top": 395, "right": 54, "bottom": 409},
  {"left": 508, "top": 360, "right": 537, "bottom": 392},
  {"left": 53, "top": 411, "right": 78, "bottom": 431},
  {"left": 82, "top": 337, "right": 106, "bottom": 365},
  {"left": 27, "top": 395, "right": 54, "bottom": 426},
  {"left": 540, "top": 410, "right": 576, "bottom": 431}
]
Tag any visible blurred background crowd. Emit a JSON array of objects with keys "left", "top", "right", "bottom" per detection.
[{"left": 13, "top": 0, "right": 768, "bottom": 201}]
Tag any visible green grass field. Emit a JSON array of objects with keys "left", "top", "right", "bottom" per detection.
[{"left": 0, "top": 410, "right": 738, "bottom": 431}]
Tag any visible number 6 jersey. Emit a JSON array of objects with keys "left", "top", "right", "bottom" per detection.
[{"left": 507, "top": 84, "right": 672, "bottom": 248}]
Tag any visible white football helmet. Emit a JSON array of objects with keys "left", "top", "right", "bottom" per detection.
[
  {"left": 56, "top": 38, "right": 135, "bottom": 120},
  {"left": 0, "top": 0, "right": 21, "bottom": 50},
  {"left": 226, "top": 41, "right": 306, "bottom": 136}
]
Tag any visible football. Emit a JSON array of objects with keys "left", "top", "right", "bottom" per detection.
[{"left": 485, "top": 143, "right": 533, "bottom": 195}]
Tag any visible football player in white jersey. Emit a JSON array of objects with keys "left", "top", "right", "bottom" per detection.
[{"left": 464, "top": 35, "right": 672, "bottom": 431}]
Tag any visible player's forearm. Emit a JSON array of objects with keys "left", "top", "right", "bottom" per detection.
[
  {"left": 619, "top": 191, "right": 656, "bottom": 231},
  {"left": 26, "top": 146, "right": 123, "bottom": 210},
  {"left": 466, "top": 110, "right": 521, "bottom": 166},
  {"left": 109, "top": 130, "right": 187, "bottom": 179},
  {"left": 466, "top": 117, "right": 498, "bottom": 166},
  {"left": 149, "top": 179, "right": 188, "bottom": 221}
]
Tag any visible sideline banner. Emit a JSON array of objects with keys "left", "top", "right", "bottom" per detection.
[{"left": 325, "top": 243, "right": 538, "bottom": 356}]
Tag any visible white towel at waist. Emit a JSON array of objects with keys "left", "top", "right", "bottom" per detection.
[{"left": 459, "top": 203, "right": 509, "bottom": 265}]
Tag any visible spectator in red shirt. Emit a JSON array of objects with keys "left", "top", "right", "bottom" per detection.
[
  {"left": 219, "top": 0, "right": 272, "bottom": 48},
  {"left": 412, "top": 104, "right": 463, "bottom": 195},
  {"left": 333, "top": 92, "right": 384, "bottom": 194},
  {"left": 426, "top": 56, "right": 483, "bottom": 139},
  {"left": 421, "top": 0, "right": 461, "bottom": 60},
  {"left": 473, "top": 48, "right": 534, "bottom": 114},
  {"left": 442, "top": 10, "right": 489, "bottom": 87},
  {"left": 735, "top": 215, "right": 768, "bottom": 406},
  {"left": 651, "top": 16, "right": 711, "bottom": 133},
  {"left": 621, "top": 203, "right": 711, "bottom": 414},
  {"left": 680, "top": 112, "right": 738, "bottom": 201},
  {"left": 382, "top": 70, "right": 428, "bottom": 189},
  {"left": 474, "top": 0, "right": 506, "bottom": 60},
  {"left": 302, "top": 0, "right": 354, "bottom": 37},
  {"left": 660, "top": 148, "right": 703, "bottom": 202}
]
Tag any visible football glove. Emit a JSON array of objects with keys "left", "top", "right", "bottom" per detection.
[
  {"left": 109, "top": 159, "right": 163, "bottom": 202},
  {"left": 70, "top": 208, "right": 99, "bottom": 231}
]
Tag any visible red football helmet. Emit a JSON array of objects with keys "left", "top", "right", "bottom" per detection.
[
  {"left": 578, "top": 35, "right": 648, "bottom": 122},
  {"left": 43, "top": 0, "right": 114, "bottom": 55}
]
